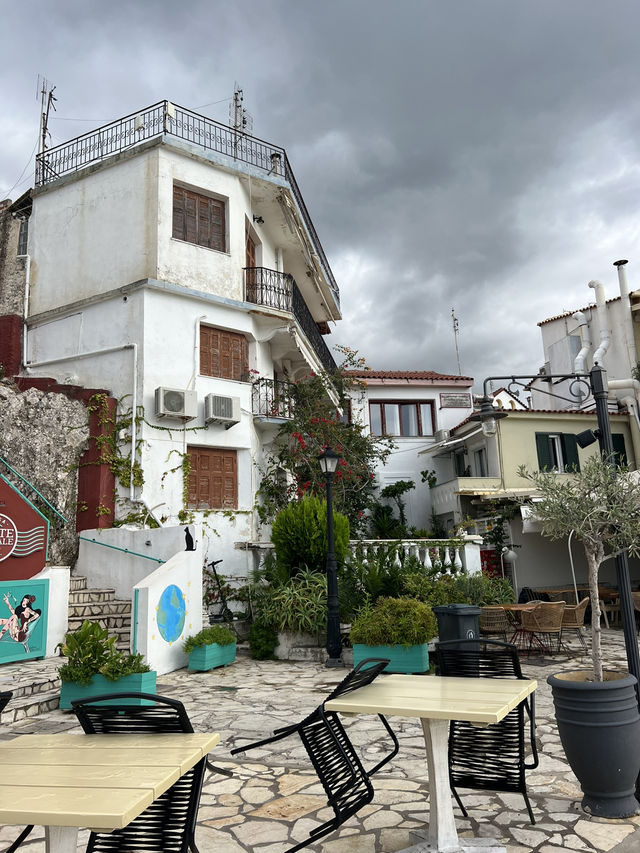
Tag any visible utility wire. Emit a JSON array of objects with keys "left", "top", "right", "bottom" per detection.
[{"left": 1, "top": 134, "right": 39, "bottom": 200}]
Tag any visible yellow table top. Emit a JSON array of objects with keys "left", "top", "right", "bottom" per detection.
[
  {"left": 325, "top": 674, "right": 537, "bottom": 724},
  {"left": 0, "top": 732, "right": 219, "bottom": 830}
]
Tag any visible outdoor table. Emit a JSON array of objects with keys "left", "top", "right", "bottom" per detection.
[
  {"left": 0, "top": 732, "right": 219, "bottom": 853},
  {"left": 326, "top": 673, "right": 537, "bottom": 853}
]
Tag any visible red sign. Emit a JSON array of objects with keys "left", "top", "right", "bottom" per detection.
[{"left": 0, "top": 478, "right": 48, "bottom": 580}]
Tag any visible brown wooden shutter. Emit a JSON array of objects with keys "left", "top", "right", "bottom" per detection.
[
  {"left": 187, "top": 447, "right": 237, "bottom": 509},
  {"left": 173, "top": 186, "right": 226, "bottom": 251},
  {"left": 200, "top": 326, "right": 246, "bottom": 380},
  {"left": 246, "top": 230, "right": 256, "bottom": 268},
  {"left": 172, "top": 186, "right": 185, "bottom": 240}
]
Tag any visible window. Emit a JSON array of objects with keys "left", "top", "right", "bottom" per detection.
[
  {"left": 612, "top": 433, "right": 627, "bottom": 466},
  {"left": 535, "top": 432, "right": 580, "bottom": 472},
  {"left": 454, "top": 449, "right": 468, "bottom": 477},
  {"left": 173, "top": 185, "right": 226, "bottom": 251},
  {"left": 17, "top": 218, "right": 28, "bottom": 256},
  {"left": 369, "top": 401, "right": 434, "bottom": 437},
  {"left": 187, "top": 447, "right": 237, "bottom": 509},
  {"left": 200, "top": 326, "right": 247, "bottom": 381},
  {"left": 474, "top": 448, "right": 488, "bottom": 477}
]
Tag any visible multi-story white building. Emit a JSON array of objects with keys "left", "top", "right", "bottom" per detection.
[{"left": 8, "top": 100, "right": 342, "bottom": 567}]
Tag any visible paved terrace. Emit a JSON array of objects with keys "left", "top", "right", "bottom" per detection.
[{"left": 2, "top": 630, "right": 640, "bottom": 853}]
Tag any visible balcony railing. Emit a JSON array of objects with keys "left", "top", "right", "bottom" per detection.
[
  {"left": 35, "top": 100, "right": 339, "bottom": 308},
  {"left": 244, "top": 267, "right": 336, "bottom": 372},
  {"left": 252, "top": 377, "right": 295, "bottom": 420}
]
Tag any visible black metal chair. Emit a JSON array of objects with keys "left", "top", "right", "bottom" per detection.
[
  {"left": 70, "top": 691, "right": 229, "bottom": 853},
  {"left": 436, "top": 639, "right": 539, "bottom": 824},
  {"left": 230, "top": 658, "right": 399, "bottom": 853},
  {"left": 2, "top": 691, "right": 38, "bottom": 853}
]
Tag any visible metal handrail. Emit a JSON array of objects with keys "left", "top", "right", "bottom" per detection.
[{"left": 251, "top": 378, "right": 295, "bottom": 419}]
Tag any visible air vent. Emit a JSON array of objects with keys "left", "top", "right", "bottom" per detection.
[
  {"left": 434, "top": 429, "right": 450, "bottom": 443},
  {"left": 155, "top": 387, "right": 197, "bottom": 420},
  {"left": 204, "top": 394, "right": 241, "bottom": 429}
]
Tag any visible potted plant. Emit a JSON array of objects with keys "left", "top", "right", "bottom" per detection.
[
  {"left": 520, "top": 455, "right": 640, "bottom": 818},
  {"left": 58, "top": 620, "right": 155, "bottom": 709},
  {"left": 349, "top": 597, "right": 437, "bottom": 673},
  {"left": 183, "top": 624, "right": 236, "bottom": 671},
  {"left": 256, "top": 569, "right": 328, "bottom": 660}
]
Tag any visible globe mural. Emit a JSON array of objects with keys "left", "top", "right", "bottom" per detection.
[{"left": 156, "top": 584, "right": 186, "bottom": 643}]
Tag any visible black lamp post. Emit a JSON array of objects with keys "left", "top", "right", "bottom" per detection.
[
  {"left": 473, "top": 366, "right": 640, "bottom": 694},
  {"left": 318, "top": 446, "right": 343, "bottom": 667}
]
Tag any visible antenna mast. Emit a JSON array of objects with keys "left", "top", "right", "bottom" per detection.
[
  {"left": 229, "top": 83, "right": 253, "bottom": 159},
  {"left": 451, "top": 307, "right": 462, "bottom": 374},
  {"left": 37, "top": 76, "right": 57, "bottom": 156}
]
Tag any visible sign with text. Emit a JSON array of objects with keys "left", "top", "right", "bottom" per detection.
[
  {"left": 440, "top": 392, "right": 472, "bottom": 409},
  {"left": 0, "top": 476, "right": 49, "bottom": 580}
]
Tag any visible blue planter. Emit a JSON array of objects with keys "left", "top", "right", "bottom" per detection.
[
  {"left": 352, "top": 643, "right": 429, "bottom": 674},
  {"left": 188, "top": 641, "right": 236, "bottom": 672},
  {"left": 59, "top": 671, "right": 157, "bottom": 709}
]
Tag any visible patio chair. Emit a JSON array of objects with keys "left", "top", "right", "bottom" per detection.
[
  {"left": 516, "top": 601, "right": 565, "bottom": 655},
  {"left": 2, "top": 692, "right": 38, "bottom": 853},
  {"left": 479, "top": 606, "right": 510, "bottom": 642},
  {"left": 561, "top": 597, "right": 589, "bottom": 652},
  {"left": 230, "top": 658, "right": 399, "bottom": 853},
  {"left": 69, "top": 691, "right": 229, "bottom": 853},
  {"left": 436, "top": 638, "right": 539, "bottom": 824}
]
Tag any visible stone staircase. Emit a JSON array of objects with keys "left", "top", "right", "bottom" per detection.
[{"left": 0, "top": 575, "right": 132, "bottom": 724}]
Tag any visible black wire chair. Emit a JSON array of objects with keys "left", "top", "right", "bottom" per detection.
[
  {"left": 230, "top": 658, "right": 399, "bottom": 853},
  {"left": 2, "top": 691, "right": 38, "bottom": 853},
  {"left": 436, "top": 639, "right": 539, "bottom": 824},
  {"left": 69, "top": 691, "right": 229, "bottom": 853}
]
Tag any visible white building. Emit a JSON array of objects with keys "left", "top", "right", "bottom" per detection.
[
  {"left": 346, "top": 370, "right": 474, "bottom": 531},
  {"left": 20, "top": 100, "right": 342, "bottom": 570}
]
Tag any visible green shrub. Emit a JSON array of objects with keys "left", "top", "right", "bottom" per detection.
[
  {"left": 402, "top": 572, "right": 515, "bottom": 608},
  {"left": 183, "top": 625, "right": 236, "bottom": 655},
  {"left": 248, "top": 619, "right": 279, "bottom": 660},
  {"left": 271, "top": 496, "right": 349, "bottom": 576},
  {"left": 258, "top": 569, "right": 327, "bottom": 634},
  {"left": 58, "top": 619, "right": 151, "bottom": 685},
  {"left": 350, "top": 597, "right": 437, "bottom": 648}
]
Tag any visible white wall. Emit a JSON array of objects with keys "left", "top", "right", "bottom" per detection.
[{"left": 34, "top": 566, "right": 70, "bottom": 656}]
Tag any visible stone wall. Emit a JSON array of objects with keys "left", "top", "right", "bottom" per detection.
[
  {"left": 0, "top": 200, "right": 27, "bottom": 316},
  {"left": 0, "top": 378, "right": 89, "bottom": 565}
]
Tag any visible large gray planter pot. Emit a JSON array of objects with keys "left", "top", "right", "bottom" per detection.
[{"left": 548, "top": 669, "right": 640, "bottom": 818}]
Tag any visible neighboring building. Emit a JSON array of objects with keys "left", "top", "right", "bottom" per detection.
[
  {"left": 0, "top": 100, "right": 342, "bottom": 569},
  {"left": 346, "top": 370, "right": 474, "bottom": 531}
]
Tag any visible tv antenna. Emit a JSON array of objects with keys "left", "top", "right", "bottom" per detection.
[
  {"left": 228, "top": 82, "right": 253, "bottom": 134},
  {"left": 37, "top": 76, "right": 57, "bottom": 156},
  {"left": 452, "top": 307, "right": 462, "bottom": 374}
]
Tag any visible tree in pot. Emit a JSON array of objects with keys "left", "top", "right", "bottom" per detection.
[
  {"left": 520, "top": 455, "right": 640, "bottom": 817},
  {"left": 349, "top": 597, "right": 437, "bottom": 673}
]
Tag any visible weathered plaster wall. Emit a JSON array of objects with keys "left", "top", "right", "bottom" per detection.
[
  {"left": 0, "top": 379, "right": 89, "bottom": 564},
  {"left": 0, "top": 202, "right": 26, "bottom": 316}
]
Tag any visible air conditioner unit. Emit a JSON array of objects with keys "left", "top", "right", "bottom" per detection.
[
  {"left": 434, "top": 429, "right": 450, "bottom": 443},
  {"left": 204, "top": 394, "right": 241, "bottom": 428},
  {"left": 155, "top": 387, "right": 197, "bottom": 420}
]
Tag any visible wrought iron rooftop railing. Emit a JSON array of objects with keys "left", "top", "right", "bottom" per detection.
[
  {"left": 35, "top": 100, "right": 339, "bottom": 307},
  {"left": 252, "top": 377, "right": 295, "bottom": 420},
  {"left": 244, "top": 267, "right": 336, "bottom": 372}
]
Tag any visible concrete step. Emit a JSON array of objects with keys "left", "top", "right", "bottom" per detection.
[
  {"left": 68, "top": 589, "right": 117, "bottom": 605},
  {"left": 69, "top": 601, "right": 131, "bottom": 619},
  {"left": 69, "top": 575, "right": 87, "bottom": 591},
  {"left": 1, "top": 687, "right": 61, "bottom": 724},
  {"left": 0, "top": 658, "right": 62, "bottom": 724}
]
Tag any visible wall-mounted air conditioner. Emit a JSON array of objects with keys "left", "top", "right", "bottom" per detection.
[
  {"left": 434, "top": 429, "right": 450, "bottom": 443},
  {"left": 155, "top": 387, "right": 197, "bottom": 420},
  {"left": 204, "top": 394, "right": 241, "bottom": 429}
]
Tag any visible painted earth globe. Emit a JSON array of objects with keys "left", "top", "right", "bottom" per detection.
[{"left": 156, "top": 583, "right": 186, "bottom": 643}]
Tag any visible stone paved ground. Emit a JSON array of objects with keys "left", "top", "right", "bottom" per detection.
[{"left": 2, "top": 630, "right": 640, "bottom": 852}]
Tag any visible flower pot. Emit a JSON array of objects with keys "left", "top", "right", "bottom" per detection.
[
  {"left": 548, "top": 669, "right": 640, "bottom": 818},
  {"left": 188, "top": 641, "right": 236, "bottom": 671},
  {"left": 353, "top": 643, "right": 429, "bottom": 674},
  {"left": 59, "top": 671, "right": 157, "bottom": 710}
]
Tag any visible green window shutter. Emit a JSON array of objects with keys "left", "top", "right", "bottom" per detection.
[
  {"left": 535, "top": 433, "right": 553, "bottom": 471},
  {"left": 561, "top": 434, "right": 580, "bottom": 472},
  {"left": 612, "top": 433, "right": 627, "bottom": 466}
]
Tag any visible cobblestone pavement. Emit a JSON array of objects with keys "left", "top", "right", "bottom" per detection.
[{"left": 2, "top": 630, "right": 640, "bottom": 852}]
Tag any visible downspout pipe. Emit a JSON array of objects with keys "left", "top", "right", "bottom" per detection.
[
  {"left": 608, "top": 378, "right": 640, "bottom": 468},
  {"left": 572, "top": 310, "right": 592, "bottom": 375},
  {"left": 614, "top": 259, "right": 637, "bottom": 374},
  {"left": 588, "top": 279, "right": 611, "bottom": 366},
  {"left": 22, "top": 254, "right": 31, "bottom": 368}
]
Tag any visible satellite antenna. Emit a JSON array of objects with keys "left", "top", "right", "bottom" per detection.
[
  {"left": 37, "top": 75, "right": 57, "bottom": 156},
  {"left": 451, "top": 307, "right": 462, "bottom": 375},
  {"left": 228, "top": 82, "right": 253, "bottom": 134}
]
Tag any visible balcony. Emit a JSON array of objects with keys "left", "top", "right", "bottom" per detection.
[
  {"left": 252, "top": 377, "right": 295, "bottom": 420},
  {"left": 245, "top": 267, "right": 336, "bottom": 372}
]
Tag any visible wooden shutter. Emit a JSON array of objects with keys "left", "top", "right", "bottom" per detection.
[
  {"left": 246, "top": 230, "right": 256, "bottom": 268},
  {"left": 535, "top": 433, "right": 554, "bottom": 471},
  {"left": 561, "top": 434, "right": 580, "bottom": 472},
  {"left": 200, "top": 326, "right": 247, "bottom": 380},
  {"left": 173, "top": 186, "right": 226, "bottom": 251},
  {"left": 187, "top": 447, "right": 237, "bottom": 509}
]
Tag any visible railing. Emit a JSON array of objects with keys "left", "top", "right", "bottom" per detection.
[
  {"left": 244, "top": 267, "right": 337, "bottom": 372},
  {"left": 252, "top": 377, "right": 295, "bottom": 419},
  {"left": 36, "top": 100, "right": 339, "bottom": 307},
  {"left": 348, "top": 539, "right": 469, "bottom": 572}
]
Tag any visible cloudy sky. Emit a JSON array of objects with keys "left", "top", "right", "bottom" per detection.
[{"left": 3, "top": 1, "right": 640, "bottom": 387}]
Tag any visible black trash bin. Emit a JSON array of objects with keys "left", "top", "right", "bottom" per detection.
[{"left": 433, "top": 603, "right": 481, "bottom": 648}]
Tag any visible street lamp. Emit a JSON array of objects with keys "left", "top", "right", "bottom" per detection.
[
  {"left": 318, "top": 446, "right": 343, "bottom": 667},
  {"left": 473, "top": 366, "right": 640, "bottom": 693}
]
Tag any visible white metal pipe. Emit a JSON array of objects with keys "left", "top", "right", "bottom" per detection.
[
  {"left": 588, "top": 279, "right": 611, "bottom": 366},
  {"left": 572, "top": 310, "right": 592, "bottom": 374},
  {"left": 22, "top": 254, "right": 31, "bottom": 367},
  {"left": 614, "top": 260, "right": 637, "bottom": 373}
]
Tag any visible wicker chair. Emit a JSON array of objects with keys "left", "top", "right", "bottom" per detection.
[
  {"left": 436, "top": 639, "right": 539, "bottom": 824},
  {"left": 561, "top": 597, "right": 589, "bottom": 652},
  {"left": 230, "top": 658, "right": 399, "bottom": 853},
  {"left": 479, "top": 606, "right": 511, "bottom": 642},
  {"left": 518, "top": 601, "right": 565, "bottom": 655}
]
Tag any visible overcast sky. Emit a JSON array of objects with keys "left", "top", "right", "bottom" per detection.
[{"left": 3, "top": 1, "right": 640, "bottom": 388}]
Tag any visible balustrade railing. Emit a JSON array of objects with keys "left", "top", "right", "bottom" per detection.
[
  {"left": 347, "top": 539, "right": 467, "bottom": 572},
  {"left": 252, "top": 377, "right": 295, "bottom": 419}
]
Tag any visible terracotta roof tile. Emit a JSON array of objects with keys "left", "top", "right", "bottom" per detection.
[
  {"left": 343, "top": 370, "right": 473, "bottom": 382},
  {"left": 538, "top": 296, "right": 621, "bottom": 326}
]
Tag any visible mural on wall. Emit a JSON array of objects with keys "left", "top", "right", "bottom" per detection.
[
  {"left": 156, "top": 583, "right": 186, "bottom": 644},
  {"left": 0, "top": 477, "right": 49, "bottom": 580},
  {"left": 0, "top": 579, "right": 49, "bottom": 661}
]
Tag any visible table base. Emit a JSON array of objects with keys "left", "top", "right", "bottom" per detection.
[
  {"left": 398, "top": 830, "right": 506, "bottom": 853},
  {"left": 45, "top": 826, "right": 79, "bottom": 853}
]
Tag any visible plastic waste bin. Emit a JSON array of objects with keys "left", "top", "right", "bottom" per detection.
[{"left": 433, "top": 603, "right": 481, "bottom": 648}]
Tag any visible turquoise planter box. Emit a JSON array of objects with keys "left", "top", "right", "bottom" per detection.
[
  {"left": 353, "top": 643, "right": 430, "bottom": 674},
  {"left": 59, "top": 671, "right": 157, "bottom": 710},
  {"left": 188, "top": 641, "right": 236, "bottom": 672}
]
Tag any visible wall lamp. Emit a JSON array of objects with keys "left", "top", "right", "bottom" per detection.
[
  {"left": 576, "top": 428, "right": 600, "bottom": 449},
  {"left": 253, "top": 215, "right": 264, "bottom": 224},
  {"left": 468, "top": 395, "right": 508, "bottom": 436}
]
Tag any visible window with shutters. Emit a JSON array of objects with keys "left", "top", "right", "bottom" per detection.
[
  {"left": 172, "top": 185, "right": 227, "bottom": 252},
  {"left": 535, "top": 432, "right": 580, "bottom": 473},
  {"left": 187, "top": 447, "right": 238, "bottom": 509},
  {"left": 200, "top": 326, "right": 248, "bottom": 381}
]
